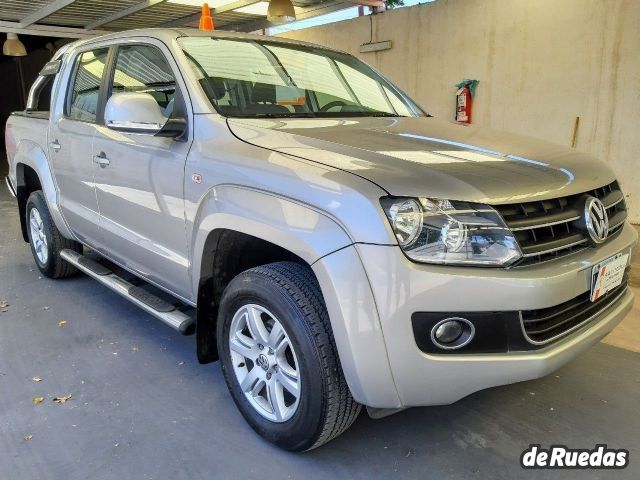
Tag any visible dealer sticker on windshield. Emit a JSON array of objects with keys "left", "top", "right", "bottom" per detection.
[{"left": 590, "top": 253, "right": 628, "bottom": 302}]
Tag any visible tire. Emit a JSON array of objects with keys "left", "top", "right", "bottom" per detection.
[
  {"left": 25, "top": 190, "right": 82, "bottom": 279},
  {"left": 217, "top": 261, "right": 361, "bottom": 451}
]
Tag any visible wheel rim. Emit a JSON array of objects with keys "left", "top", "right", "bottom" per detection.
[
  {"left": 29, "top": 208, "right": 48, "bottom": 264},
  {"left": 229, "top": 304, "right": 301, "bottom": 422}
]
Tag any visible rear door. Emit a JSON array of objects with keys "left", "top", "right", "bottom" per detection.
[
  {"left": 91, "top": 41, "right": 193, "bottom": 300},
  {"left": 48, "top": 47, "right": 110, "bottom": 247}
]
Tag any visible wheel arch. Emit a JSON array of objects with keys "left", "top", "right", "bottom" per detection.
[
  {"left": 13, "top": 140, "right": 74, "bottom": 242},
  {"left": 190, "top": 185, "right": 401, "bottom": 407},
  {"left": 195, "top": 228, "right": 310, "bottom": 364},
  {"left": 15, "top": 162, "right": 42, "bottom": 241},
  {"left": 191, "top": 185, "right": 353, "bottom": 364}
]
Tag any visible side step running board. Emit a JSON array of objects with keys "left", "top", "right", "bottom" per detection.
[{"left": 60, "top": 249, "right": 195, "bottom": 335}]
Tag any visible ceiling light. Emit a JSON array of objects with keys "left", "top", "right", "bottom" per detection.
[
  {"left": 267, "top": 0, "right": 296, "bottom": 23},
  {"left": 236, "top": 1, "right": 300, "bottom": 17},
  {"left": 3, "top": 33, "right": 27, "bottom": 57}
]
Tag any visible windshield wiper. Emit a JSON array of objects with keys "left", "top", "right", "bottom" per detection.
[
  {"left": 231, "top": 112, "right": 317, "bottom": 118},
  {"left": 313, "top": 111, "right": 404, "bottom": 118},
  {"left": 230, "top": 111, "right": 406, "bottom": 119}
]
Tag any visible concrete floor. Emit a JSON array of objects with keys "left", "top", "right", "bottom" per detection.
[{"left": 1, "top": 160, "right": 639, "bottom": 479}]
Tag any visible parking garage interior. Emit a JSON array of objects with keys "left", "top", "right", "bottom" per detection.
[{"left": 1, "top": 0, "right": 639, "bottom": 478}]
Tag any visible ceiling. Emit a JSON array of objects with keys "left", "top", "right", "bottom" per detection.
[{"left": 0, "top": 0, "right": 381, "bottom": 38}]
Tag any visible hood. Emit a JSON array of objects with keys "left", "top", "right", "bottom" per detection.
[{"left": 227, "top": 116, "right": 616, "bottom": 205}]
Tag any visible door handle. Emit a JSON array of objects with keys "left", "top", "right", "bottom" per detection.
[
  {"left": 49, "top": 140, "right": 61, "bottom": 152},
  {"left": 93, "top": 152, "right": 110, "bottom": 168}
]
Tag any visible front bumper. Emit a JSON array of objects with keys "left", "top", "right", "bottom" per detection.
[{"left": 355, "top": 222, "right": 637, "bottom": 407}]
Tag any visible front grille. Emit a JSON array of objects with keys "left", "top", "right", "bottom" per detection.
[
  {"left": 521, "top": 272, "right": 629, "bottom": 344},
  {"left": 495, "top": 181, "right": 627, "bottom": 266}
]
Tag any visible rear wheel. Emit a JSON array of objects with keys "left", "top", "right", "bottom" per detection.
[
  {"left": 26, "top": 191, "right": 82, "bottom": 279},
  {"left": 217, "top": 261, "right": 361, "bottom": 451}
]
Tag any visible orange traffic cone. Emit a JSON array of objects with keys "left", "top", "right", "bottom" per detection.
[{"left": 199, "top": 3, "right": 214, "bottom": 31}]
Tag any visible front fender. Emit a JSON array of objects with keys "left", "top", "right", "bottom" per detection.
[
  {"left": 189, "top": 186, "right": 400, "bottom": 406},
  {"left": 312, "top": 245, "right": 401, "bottom": 408},
  {"left": 189, "top": 184, "right": 353, "bottom": 295},
  {"left": 13, "top": 139, "right": 75, "bottom": 241}
]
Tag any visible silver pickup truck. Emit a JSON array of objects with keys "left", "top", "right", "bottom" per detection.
[{"left": 5, "top": 28, "right": 637, "bottom": 451}]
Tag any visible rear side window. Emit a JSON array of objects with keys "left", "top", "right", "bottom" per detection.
[
  {"left": 110, "top": 45, "right": 176, "bottom": 117},
  {"left": 67, "top": 48, "right": 109, "bottom": 122},
  {"left": 37, "top": 78, "right": 53, "bottom": 111}
]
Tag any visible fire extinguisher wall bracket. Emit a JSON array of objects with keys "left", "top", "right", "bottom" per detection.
[{"left": 455, "top": 79, "right": 479, "bottom": 124}]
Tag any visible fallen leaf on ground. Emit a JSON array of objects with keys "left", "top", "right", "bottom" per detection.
[
  {"left": 32, "top": 396, "right": 44, "bottom": 405},
  {"left": 32, "top": 376, "right": 42, "bottom": 382},
  {"left": 53, "top": 394, "right": 72, "bottom": 404},
  {"left": 23, "top": 435, "right": 33, "bottom": 441},
  {"left": 58, "top": 320, "right": 67, "bottom": 327},
  {"left": 42, "top": 306, "right": 50, "bottom": 311}
]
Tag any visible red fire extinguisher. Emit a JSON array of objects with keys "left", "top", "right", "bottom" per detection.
[{"left": 455, "top": 79, "right": 479, "bottom": 124}]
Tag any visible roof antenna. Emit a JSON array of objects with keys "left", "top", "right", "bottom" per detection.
[{"left": 199, "top": 2, "right": 215, "bottom": 31}]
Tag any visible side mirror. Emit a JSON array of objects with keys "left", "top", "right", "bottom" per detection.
[{"left": 105, "top": 92, "right": 183, "bottom": 136}]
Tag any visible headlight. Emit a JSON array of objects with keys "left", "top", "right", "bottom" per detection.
[{"left": 381, "top": 197, "right": 522, "bottom": 266}]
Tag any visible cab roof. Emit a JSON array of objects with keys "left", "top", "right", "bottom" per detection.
[{"left": 68, "top": 28, "right": 336, "bottom": 53}]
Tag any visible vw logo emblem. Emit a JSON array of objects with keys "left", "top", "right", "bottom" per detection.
[
  {"left": 256, "top": 354, "right": 270, "bottom": 371},
  {"left": 584, "top": 196, "right": 609, "bottom": 244}
]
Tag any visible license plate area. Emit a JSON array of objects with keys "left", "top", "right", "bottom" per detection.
[{"left": 590, "top": 253, "right": 629, "bottom": 302}]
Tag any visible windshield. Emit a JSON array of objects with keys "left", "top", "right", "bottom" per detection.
[{"left": 178, "top": 36, "right": 424, "bottom": 118}]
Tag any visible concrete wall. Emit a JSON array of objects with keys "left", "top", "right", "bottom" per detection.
[{"left": 280, "top": 0, "right": 640, "bottom": 223}]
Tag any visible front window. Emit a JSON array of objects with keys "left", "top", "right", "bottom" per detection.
[
  {"left": 110, "top": 45, "right": 177, "bottom": 117},
  {"left": 178, "top": 36, "right": 423, "bottom": 118}
]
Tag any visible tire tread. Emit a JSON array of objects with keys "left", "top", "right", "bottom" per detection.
[
  {"left": 247, "top": 261, "right": 361, "bottom": 450},
  {"left": 26, "top": 191, "right": 81, "bottom": 279}
]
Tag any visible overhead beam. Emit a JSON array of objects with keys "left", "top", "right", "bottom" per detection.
[
  {"left": 232, "top": 1, "right": 352, "bottom": 32},
  {"left": 161, "top": 0, "right": 263, "bottom": 28},
  {"left": 217, "top": 0, "right": 266, "bottom": 14},
  {"left": 20, "top": 0, "right": 77, "bottom": 28},
  {"left": 160, "top": 12, "right": 201, "bottom": 28},
  {"left": 346, "top": 0, "right": 384, "bottom": 6},
  {"left": 85, "top": 0, "right": 167, "bottom": 30},
  {"left": 0, "top": 20, "right": 107, "bottom": 38}
]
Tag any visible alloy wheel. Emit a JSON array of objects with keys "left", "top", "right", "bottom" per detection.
[
  {"left": 29, "top": 207, "right": 48, "bottom": 264},
  {"left": 228, "top": 304, "right": 301, "bottom": 422}
]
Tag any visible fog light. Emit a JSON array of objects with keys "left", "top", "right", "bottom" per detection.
[
  {"left": 430, "top": 317, "right": 475, "bottom": 350},
  {"left": 434, "top": 320, "right": 463, "bottom": 344}
]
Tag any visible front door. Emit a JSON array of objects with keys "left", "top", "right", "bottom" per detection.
[
  {"left": 92, "top": 43, "right": 192, "bottom": 300},
  {"left": 48, "top": 47, "right": 110, "bottom": 247}
]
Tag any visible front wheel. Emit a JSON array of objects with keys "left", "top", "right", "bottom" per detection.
[
  {"left": 217, "top": 261, "right": 361, "bottom": 451},
  {"left": 25, "top": 191, "right": 82, "bottom": 279}
]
